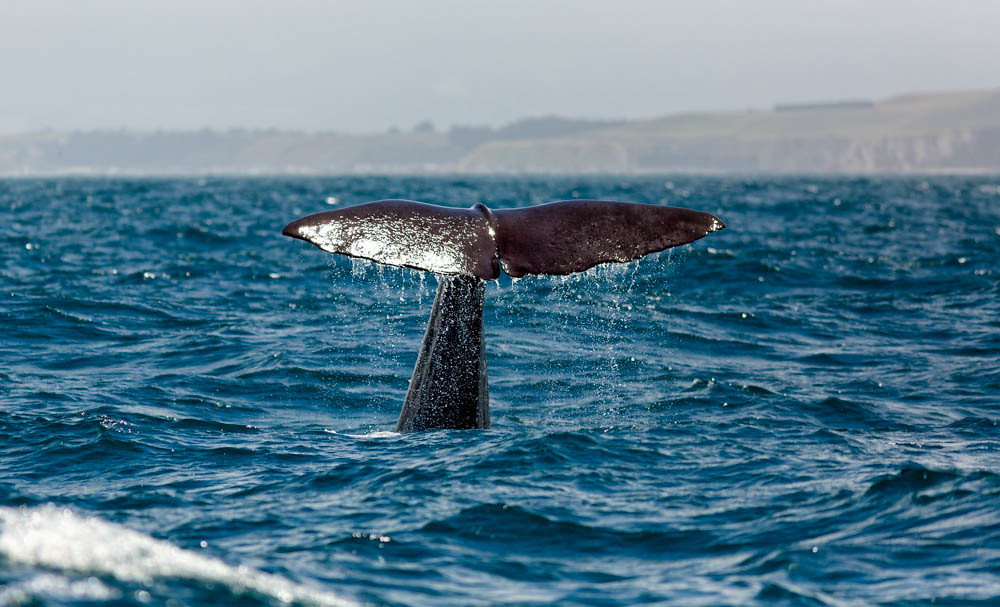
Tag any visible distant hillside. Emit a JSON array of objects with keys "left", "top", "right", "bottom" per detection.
[
  {"left": 0, "top": 130, "right": 463, "bottom": 175},
  {"left": 2, "top": 89, "right": 999, "bottom": 175},
  {"left": 461, "top": 89, "right": 1000, "bottom": 173}
]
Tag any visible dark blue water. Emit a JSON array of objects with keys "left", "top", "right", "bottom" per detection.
[{"left": 1, "top": 176, "right": 998, "bottom": 606}]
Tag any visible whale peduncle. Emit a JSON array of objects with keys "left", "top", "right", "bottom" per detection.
[{"left": 396, "top": 274, "right": 488, "bottom": 431}]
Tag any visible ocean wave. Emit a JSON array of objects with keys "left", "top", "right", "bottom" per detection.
[
  {"left": 0, "top": 505, "right": 356, "bottom": 607},
  {"left": 0, "top": 573, "right": 121, "bottom": 605},
  {"left": 3, "top": 176, "right": 1000, "bottom": 605}
]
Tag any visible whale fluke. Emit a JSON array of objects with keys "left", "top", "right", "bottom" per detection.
[
  {"left": 283, "top": 198, "right": 725, "bottom": 431},
  {"left": 283, "top": 199, "right": 723, "bottom": 281},
  {"left": 282, "top": 199, "right": 499, "bottom": 280},
  {"left": 492, "top": 200, "right": 724, "bottom": 277}
]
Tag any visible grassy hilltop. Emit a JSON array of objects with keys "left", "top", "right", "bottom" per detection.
[{"left": 461, "top": 89, "right": 1000, "bottom": 173}]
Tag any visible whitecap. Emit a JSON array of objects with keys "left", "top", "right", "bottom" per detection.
[
  {"left": 0, "top": 505, "right": 356, "bottom": 607},
  {"left": 0, "top": 573, "right": 120, "bottom": 604}
]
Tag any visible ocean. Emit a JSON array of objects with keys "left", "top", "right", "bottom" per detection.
[{"left": 1, "top": 175, "right": 998, "bottom": 606}]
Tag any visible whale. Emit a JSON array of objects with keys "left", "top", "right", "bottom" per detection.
[{"left": 283, "top": 199, "right": 724, "bottom": 431}]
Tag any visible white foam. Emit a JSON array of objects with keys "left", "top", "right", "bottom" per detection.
[
  {"left": 0, "top": 573, "right": 120, "bottom": 604},
  {"left": 0, "top": 505, "right": 356, "bottom": 607},
  {"left": 324, "top": 429, "right": 400, "bottom": 439},
  {"left": 350, "top": 431, "right": 400, "bottom": 439}
]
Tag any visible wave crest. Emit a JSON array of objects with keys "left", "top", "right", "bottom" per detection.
[{"left": 0, "top": 505, "right": 355, "bottom": 606}]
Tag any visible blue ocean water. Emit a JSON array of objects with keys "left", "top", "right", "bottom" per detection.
[{"left": 1, "top": 176, "right": 998, "bottom": 606}]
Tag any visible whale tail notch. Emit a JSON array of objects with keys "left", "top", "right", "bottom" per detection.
[{"left": 282, "top": 199, "right": 724, "bottom": 280}]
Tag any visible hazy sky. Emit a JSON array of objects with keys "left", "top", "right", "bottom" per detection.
[{"left": 2, "top": 0, "right": 999, "bottom": 133}]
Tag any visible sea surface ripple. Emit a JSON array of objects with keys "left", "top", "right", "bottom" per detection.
[{"left": 1, "top": 176, "right": 998, "bottom": 606}]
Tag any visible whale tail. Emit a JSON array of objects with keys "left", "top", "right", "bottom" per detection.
[
  {"left": 282, "top": 199, "right": 724, "bottom": 280},
  {"left": 283, "top": 199, "right": 725, "bottom": 431}
]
